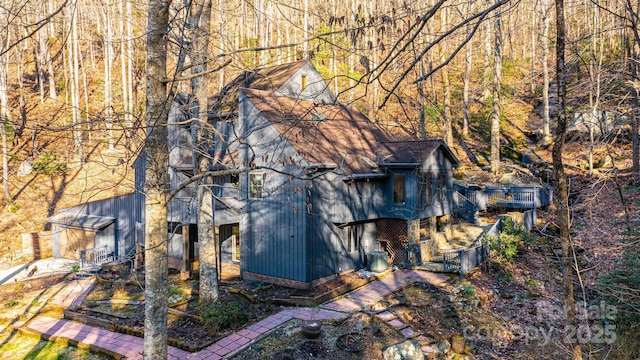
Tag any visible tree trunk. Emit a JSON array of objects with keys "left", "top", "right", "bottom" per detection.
[
  {"left": 303, "top": 0, "right": 309, "bottom": 59},
  {"left": 530, "top": 1, "right": 536, "bottom": 96},
  {"left": 119, "top": 0, "right": 129, "bottom": 134},
  {"left": 0, "top": 39, "right": 10, "bottom": 199},
  {"left": 490, "top": 11, "right": 502, "bottom": 175},
  {"left": 67, "top": 0, "right": 83, "bottom": 164},
  {"left": 482, "top": 3, "right": 493, "bottom": 100},
  {"left": 553, "top": 1, "right": 582, "bottom": 358},
  {"left": 103, "top": 3, "right": 114, "bottom": 150},
  {"left": 43, "top": 1, "right": 57, "bottom": 100},
  {"left": 189, "top": 0, "right": 220, "bottom": 307},
  {"left": 541, "top": 0, "right": 552, "bottom": 145},
  {"left": 441, "top": 6, "right": 453, "bottom": 147},
  {"left": 144, "top": 0, "right": 171, "bottom": 357},
  {"left": 462, "top": 22, "right": 472, "bottom": 139},
  {"left": 126, "top": 0, "right": 134, "bottom": 128},
  {"left": 629, "top": 1, "right": 640, "bottom": 179}
]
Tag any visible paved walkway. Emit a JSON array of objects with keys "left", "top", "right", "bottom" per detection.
[
  {"left": 0, "top": 258, "right": 76, "bottom": 285},
  {"left": 320, "top": 269, "right": 448, "bottom": 313},
  {"left": 23, "top": 269, "right": 450, "bottom": 359},
  {"left": 51, "top": 277, "right": 96, "bottom": 308}
]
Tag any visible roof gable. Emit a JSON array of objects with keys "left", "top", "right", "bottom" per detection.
[
  {"left": 212, "top": 60, "right": 328, "bottom": 112},
  {"left": 379, "top": 140, "right": 461, "bottom": 168}
]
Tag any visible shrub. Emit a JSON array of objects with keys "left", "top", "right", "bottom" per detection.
[
  {"left": 461, "top": 283, "right": 476, "bottom": 299},
  {"left": 32, "top": 151, "right": 67, "bottom": 175},
  {"left": 486, "top": 217, "right": 537, "bottom": 263},
  {"left": 201, "top": 301, "right": 248, "bottom": 334}
]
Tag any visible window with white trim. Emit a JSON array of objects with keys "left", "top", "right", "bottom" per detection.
[
  {"left": 347, "top": 225, "right": 360, "bottom": 253},
  {"left": 249, "top": 173, "right": 265, "bottom": 198}
]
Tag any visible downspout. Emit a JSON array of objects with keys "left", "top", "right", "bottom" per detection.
[{"left": 308, "top": 185, "right": 313, "bottom": 291}]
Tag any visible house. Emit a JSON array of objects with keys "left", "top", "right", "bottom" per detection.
[
  {"left": 46, "top": 60, "right": 554, "bottom": 283},
  {"left": 140, "top": 60, "right": 463, "bottom": 288},
  {"left": 46, "top": 60, "right": 462, "bottom": 287},
  {"left": 204, "top": 87, "right": 462, "bottom": 288}
]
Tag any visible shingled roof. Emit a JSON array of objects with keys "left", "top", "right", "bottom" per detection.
[
  {"left": 241, "top": 88, "right": 458, "bottom": 175},
  {"left": 211, "top": 60, "right": 309, "bottom": 112}
]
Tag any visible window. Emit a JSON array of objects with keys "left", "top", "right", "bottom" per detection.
[
  {"left": 301, "top": 75, "right": 307, "bottom": 90},
  {"left": 347, "top": 226, "right": 359, "bottom": 253},
  {"left": 232, "top": 226, "right": 240, "bottom": 262},
  {"left": 421, "top": 172, "right": 434, "bottom": 205},
  {"left": 249, "top": 173, "right": 264, "bottom": 198},
  {"left": 437, "top": 172, "right": 447, "bottom": 202},
  {"left": 393, "top": 174, "right": 406, "bottom": 205}
]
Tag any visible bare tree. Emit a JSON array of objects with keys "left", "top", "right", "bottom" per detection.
[
  {"left": 553, "top": 0, "right": 582, "bottom": 358},
  {"left": 626, "top": 0, "right": 640, "bottom": 179},
  {"left": 102, "top": 1, "right": 115, "bottom": 150},
  {"left": 462, "top": 0, "right": 474, "bottom": 139},
  {"left": 491, "top": 9, "right": 503, "bottom": 174},
  {"left": 188, "top": 0, "right": 221, "bottom": 307},
  {"left": 541, "top": 0, "right": 552, "bottom": 145},
  {"left": 0, "top": 3, "right": 10, "bottom": 199},
  {"left": 441, "top": 6, "right": 453, "bottom": 147},
  {"left": 143, "top": 0, "right": 171, "bottom": 357},
  {"left": 66, "top": 0, "right": 83, "bottom": 163}
]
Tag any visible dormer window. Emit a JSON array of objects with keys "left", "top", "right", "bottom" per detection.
[{"left": 301, "top": 75, "right": 307, "bottom": 90}]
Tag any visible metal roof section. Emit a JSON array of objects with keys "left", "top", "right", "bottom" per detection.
[{"left": 47, "top": 212, "right": 116, "bottom": 231}]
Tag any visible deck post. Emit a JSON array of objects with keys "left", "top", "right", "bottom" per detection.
[{"left": 181, "top": 224, "right": 190, "bottom": 280}]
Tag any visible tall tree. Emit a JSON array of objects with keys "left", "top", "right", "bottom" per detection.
[
  {"left": 102, "top": 2, "right": 115, "bottom": 150},
  {"left": 189, "top": 0, "right": 220, "bottom": 307},
  {"left": 490, "top": 9, "right": 503, "bottom": 174},
  {"left": 441, "top": 6, "right": 453, "bottom": 147},
  {"left": 143, "top": 0, "right": 171, "bottom": 357},
  {"left": 626, "top": 0, "right": 640, "bottom": 179},
  {"left": 462, "top": 1, "right": 473, "bottom": 139},
  {"left": 540, "top": 0, "right": 552, "bottom": 145},
  {"left": 66, "top": 0, "right": 83, "bottom": 163},
  {"left": 0, "top": 3, "right": 10, "bottom": 200},
  {"left": 553, "top": 0, "right": 582, "bottom": 358}
]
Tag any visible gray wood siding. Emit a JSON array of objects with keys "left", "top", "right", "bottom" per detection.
[
  {"left": 57, "top": 193, "right": 138, "bottom": 257},
  {"left": 233, "top": 93, "right": 311, "bottom": 282},
  {"left": 307, "top": 177, "right": 379, "bottom": 280},
  {"left": 275, "top": 61, "right": 336, "bottom": 104}
]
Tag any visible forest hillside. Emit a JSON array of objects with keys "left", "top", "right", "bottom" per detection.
[{"left": 0, "top": 0, "right": 639, "bottom": 358}]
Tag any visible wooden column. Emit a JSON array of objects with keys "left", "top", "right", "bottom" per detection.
[{"left": 181, "top": 224, "right": 190, "bottom": 280}]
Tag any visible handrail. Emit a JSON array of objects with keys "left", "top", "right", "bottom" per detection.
[
  {"left": 79, "top": 245, "right": 113, "bottom": 270},
  {"left": 118, "top": 226, "right": 137, "bottom": 260}
]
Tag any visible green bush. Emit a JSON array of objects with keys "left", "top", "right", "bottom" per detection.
[
  {"left": 487, "top": 217, "right": 537, "bottom": 263},
  {"left": 32, "top": 151, "right": 67, "bottom": 175},
  {"left": 201, "top": 301, "right": 248, "bottom": 334},
  {"left": 461, "top": 284, "right": 476, "bottom": 299}
]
